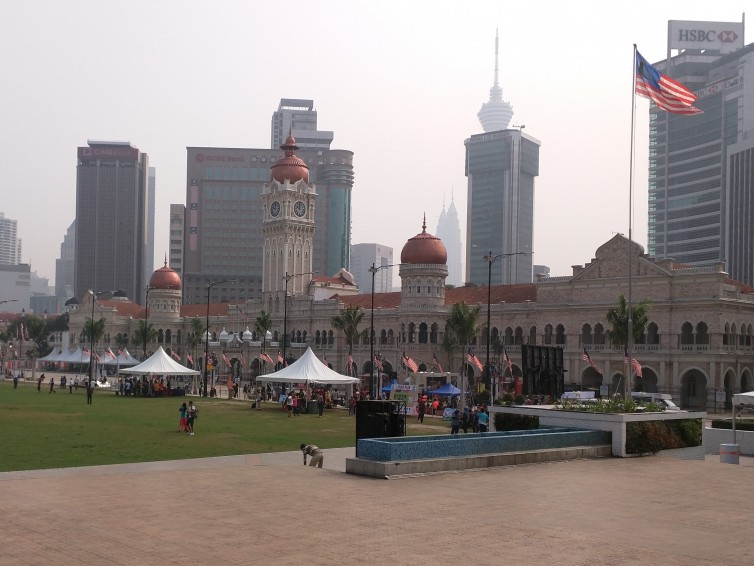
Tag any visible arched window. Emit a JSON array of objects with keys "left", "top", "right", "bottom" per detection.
[
  {"left": 388, "top": 329, "right": 395, "bottom": 344},
  {"left": 380, "top": 329, "right": 387, "bottom": 345},
  {"left": 400, "top": 323, "right": 406, "bottom": 344},
  {"left": 528, "top": 326, "right": 537, "bottom": 345},
  {"left": 418, "top": 323, "right": 428, "bottom": 344},
  {"left": 555, "top": 324, "right": 566, "bottom": 345},
  {"left": 165, "top": 329, "right": 172, "bottom": 344},
  {"left": 273, "top": 331, "right": 279, "bottom": 342},
  {"left": 504, "top": 327, "right": 514, "bottom": 345},
  {"left": 515, "top": 326, "right": 524, "bottom": 345},
  {"left": 696, "top": 322, "right": 709, "bottom": 345},
  {"left": 544, "top": 324, "right": 553, "bottom": 345},
  {"left": 315, "top": 330, "right": 321, "bottom": 345},
  {"left": 594, "top": 323, "right": 605, "bottom": 345},
  {"left": 680, "top": 322, "right": 694, "bottom": 345},
  {"left": 581, "top": 324, "right": 593, "bottom": 345},
  {"left": 430, "top": 323, "right": 439, "bottom": 344},
  {"left": 176, "top": 330, "right": 182, "bottom": 345},
  {"left": 646, "top": 322, "right": 659, "bottom": 345},
  {"left": 158, "top": 329, "right": 164, "bottom": 344},
  {"left": 408, "top": 323, "right": 416, "bottom": 343},
  {"left": 328, "top": 330, "right": 334, "bottom": 345},
  {"left": 302, "top": 331, "right": 307, "bottom": 344}
]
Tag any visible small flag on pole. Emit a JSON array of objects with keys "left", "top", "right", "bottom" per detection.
[
  {"left": 467, "top": 348, "right": 483, "bottom": 372},
  {"left": 503, "top": 349, "right": 513, "bottom": 374},
  {"left": 402, "top": 352, "right": 418, "bottom": 373},
  {"left": 432, "top": 352, "right": 444, "bottom": 373},
  {"left": 624, "top": 348, "right": 643, "bottom": 378},
  {"left": 582, "top": 348, "right": 602, "bottom": 374},
  {"left": 277, "top": 351, "right": 284, "bottom": 364}
]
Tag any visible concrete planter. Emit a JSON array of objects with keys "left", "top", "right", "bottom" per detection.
[
  {"left": 703, "top": 426, "right": 754, "bottom": 456},
  {"left": 490, "top": 405, "right": 706, "bottom": 457}
]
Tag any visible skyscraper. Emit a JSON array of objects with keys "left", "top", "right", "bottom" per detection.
[
  {"left": 168, "top": 204, "right": 185, "bottom": 276},
  {"left": 55, "top": 220, "right": 75, "bottom": 309},
  {"left": 74, "top": 141, "right": 149, "bottom": 304},
  {"left": 271, "top": 98, "right": 334, "bottom": 150},
  {"left": 146, "top": 167, "right": 156, "bottom": 275},
  {"left": 0, "top": 212, "right": 22, "bottom": 265},
  {"left": 182, "top": 101, "right": 353, "bottom": 304},
  {"left": 436, "top": 196, "right": 463, "bottom": 286},
  {"left": 645, "top": 19, "right": 753, "bottom": 283},
  {"left": 350, "top": 243, "right": 394, "bottom": 293},
  {"left": 465, "top": 34, "right": 540, "bottom": 285}
]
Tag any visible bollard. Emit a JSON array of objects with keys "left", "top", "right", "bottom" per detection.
[{"left": 720, "top": 443, "right": 740, "bottom": 465}]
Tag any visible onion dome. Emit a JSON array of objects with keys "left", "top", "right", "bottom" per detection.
[
  {"left": 242, "top": 326, "right": 253, "bottom": 341},
  {"left": 270, "top": 135, "right": 309, "bottom": 183},
  {"left": 219, "top": 327, "right": 229, "bottom": 342},
  {"left": 149, "top": 259, "right": 181, "bottom": 291},
  {"left": 400, "top": 215, "right": 448, "bottom": 265}
]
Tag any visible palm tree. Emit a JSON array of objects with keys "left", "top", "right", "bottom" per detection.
[
  {"left": 331, "top": 305, "right": 364, "bottom": 355},
  {"left": 83, "top": 317, "right": 106, "bottom": 349},
  {"left": 606, "top": 295, "right": 651, "bottom": 348},
  {"left": 186, "top": 317, "right": 206, "bottom": 369},
  {"left": 132, "top": 320, "right": 157, "bottom": 359},
  {"left": 606, "top": 294, "right": 651, "bottom": 396},
  {"left": 254, "top": 310, "right": 273, "bottom": 355},
  {"left": 446, "top": 301, "right": 481, "bottom": 403}
]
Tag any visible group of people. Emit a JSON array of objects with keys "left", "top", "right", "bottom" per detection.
[
  {"left": 177, "top": 401, "right": 198, "bottom": 435},
  {"left": 450, "top": 405, "right": 490, "bottom": 434}
]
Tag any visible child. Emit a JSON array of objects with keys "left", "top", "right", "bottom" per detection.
[{"left": 178, "top": 402, "right": 188, "bottom": 432}]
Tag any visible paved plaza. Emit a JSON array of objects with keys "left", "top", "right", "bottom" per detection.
[{"left": 2, "top": 448, "right": 754, "bottom": 565}]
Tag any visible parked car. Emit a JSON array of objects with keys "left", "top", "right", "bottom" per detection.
[{"left": 632, "top": 392, "right": 680, "bottom": 411}]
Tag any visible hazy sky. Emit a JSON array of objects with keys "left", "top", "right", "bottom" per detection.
[{"left": 1, "top": 1, "right": 747, "bottom": 291}]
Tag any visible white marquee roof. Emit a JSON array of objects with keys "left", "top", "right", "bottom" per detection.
[
  {"left": 256, "top": 347, "right": 359, "bottom": 385},
  {"left": 120, "top": 346, "right": 200, "bottom": 375}
]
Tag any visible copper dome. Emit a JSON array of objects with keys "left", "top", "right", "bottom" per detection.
[
  {"left": 400, "top": 217, "right": 448, "bottom": 265},
  {"left": 270, "top": 135, "right": 309, "bottom": 184},
  {"left": 149, "top": 260, "right": 182, "bottom": 291}
]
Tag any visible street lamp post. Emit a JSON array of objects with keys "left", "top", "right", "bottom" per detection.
[
  {"left": 88, "top": 290, "right": 114, "bottom": 385},
  {"left": 204, "top": 279, "right": 236, "bottom": 398},
  {"left": 369, "top": 263, "right": 396, "bottom": 399},
  {"left": 282, "top": 271, "right": 316, "bottom": 365},
  {"left": 143, "top": 286, "right": 153, "bottom": 361},
  {"left": 483, "top": 251, "right": 528, "bottom": 402},
  {"left": 0, "top": 300, "right": 18, "bottom": 375}
]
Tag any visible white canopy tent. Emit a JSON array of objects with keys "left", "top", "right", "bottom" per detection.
[
  {"left": 256, "top": 347, "right": 359, "bottom": 385},
  {"left": 60, "top": 347, "right": 89, "bottom": 364},
  {"left": 730, "top": 390, "right": 754, "bottom": 444},
  {"left": 120, "top": 346, "right": 200, "bottom": 376},
  {"left": 39, "top": 349, "right": 65, "bottom": 362},
  {"left": 101, "top": 348, "right": 139, "bottom": 367}
]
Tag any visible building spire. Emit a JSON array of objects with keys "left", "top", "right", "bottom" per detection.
[{"left": 477, "top": 29, "right": 513, "bottom": 132}]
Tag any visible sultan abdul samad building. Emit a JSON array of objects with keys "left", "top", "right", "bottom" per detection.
[{"left": 67, "top": 137, "right": 754, "bottom": 410}]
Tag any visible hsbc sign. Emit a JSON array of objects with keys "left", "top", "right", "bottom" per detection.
[{"left": 669, "top": 20, "right": 744, "bottom": 54}]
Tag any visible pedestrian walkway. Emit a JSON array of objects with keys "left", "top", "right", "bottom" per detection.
[{"left": 2, "top": 449, "right": 754, "bottom": 565}]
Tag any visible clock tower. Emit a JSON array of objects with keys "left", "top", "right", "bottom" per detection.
[{"left": 261, "top": 135, "right": 316, "bottom": 304}]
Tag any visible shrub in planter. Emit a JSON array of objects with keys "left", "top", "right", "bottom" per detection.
[
  {"left": 711, "top": 419, "right": 754, "bottom": 431},
  {"left": 513, "top": 394, "right": 526, "bottom": 405},
  {"left": 494, "top": 413, "right": 539, "bottom": 431},
  {"left": 626, "top": 419, "right": 701, "bottom": 454},
  {"left": 502, "top": 393, "right": 514, "bottom": 405},
  {"left": 676, "top": 419, "right": 702, "bottom": 445}
]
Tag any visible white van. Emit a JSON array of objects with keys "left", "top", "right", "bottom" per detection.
[{"left": 631, "top": 392, "right": 680, "bottom": 411}]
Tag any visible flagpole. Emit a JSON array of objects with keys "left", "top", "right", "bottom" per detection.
[{"left": 626, "top": 44, "right": 637, "bottom": 398}]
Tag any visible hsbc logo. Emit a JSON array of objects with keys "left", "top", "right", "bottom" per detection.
[{"left": 678, "top": 29, "right": 738, "bottom": 43}]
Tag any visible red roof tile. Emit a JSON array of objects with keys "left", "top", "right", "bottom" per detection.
[
  {"left": 336, "top": 284, "right": 537, "bottom": 310},
  {"left": 180, "top": 303, "right": 231, "bottom": 318}
]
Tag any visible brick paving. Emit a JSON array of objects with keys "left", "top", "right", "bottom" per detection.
[{"left": 1, "top": 448, "right": 754, "bottom": 565}]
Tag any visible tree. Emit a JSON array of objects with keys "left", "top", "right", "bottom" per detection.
[
  {"left": 254, "top": 310, "right": 273, "bottom": 354},
  {"left": 186, "top": 317, "right": 206, "bottom": 368},
  {"left": 132, "top": 320, "right": 157, "bottom": 359},
  {"left": 606, "top": 295, "right": 651, "bottom": 348},
  {"left": 83, "top": 317, "right": 106, "bottom": 346},
  {"left": 446, "top": 301, "right": 481, "bottom": 401},
  {"left": 331, "top": 305, "right": 364, "bottom": 355},
  {"left": 9, "top": 315, "right": 50, "bottom": 358}
]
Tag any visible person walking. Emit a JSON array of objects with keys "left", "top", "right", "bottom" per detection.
[
  {"left": 316, "top": 392, "right": 324, "bottom": 417},
  {"left": 187, "top": 401, "right": 197, "bottom": 435},
  {"left": 49, "top": 377, "right": 56, "bottom": 394},
  {"left": 255, "top": 386, "right": 262, "bottom": 410},
  {"left": 178, "top": 402, "right": 188, "bottom": 432},
  {"left": 417, "top": 398, "right": 426, "bottom": 423},
  {"left": 13, "top": 373, "right": 19, "bottom": 389},
  {"left": 86, "top": 380, "right": 94, "bottom": 405},
  {"left": 37, "top": 374, "right": 44, "bottom": 392},
  {"left": 477, "top": 407, "right": 489, "bottom": 433},
  {"left": 285, "top": 392, "right": 294, "bottom": 417},
  {"left": 450, "top": 409, "right": 461, "bottom": 434},
  {"left": 300, "top": 443, "right": 324, "bottom": 468}
]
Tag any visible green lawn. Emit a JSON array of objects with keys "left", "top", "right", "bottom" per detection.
[{"left": 0, "top": 381, "right": 449, "bottom": 471}]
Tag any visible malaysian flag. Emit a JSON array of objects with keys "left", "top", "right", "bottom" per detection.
[
  {"left": 402, "top": 352, "right": 418, "bottom": 373},
  {"left": 171, "top": 350, "right": 181, "bottom": 362},
  {"left": 187, "top": 353, "right": 194, "bottom": 365},
  {"left": 432, "top": 352, "right": 444, "bottom": 373},
  {"left": 347, "top": 353, "right": 353, "bottom": 375},
  {"left": 373, "top": 355, "right": 383, "bottom": 372},
  {"left": 624, "top": 348, "right": 643, "bottom": 378},
  {"left": 260, "top": 352, "right": 274, "bottom": 364},
  {"left": 222, "top": 353, "right": 231, "bottom": 367},
  {"left": 636, "top": 49, "right": 702, "bottom": 115},
  {"left": 582, "top": 348, "right": 602, "bottom": 374},
  {"left": 105, "top": 348, "right": 117, "bottom": 360},
  {"left": 277, "top": 351, "right": 284, "bottom": 364},
  {"left": 503, "top": 349, "right": 513, "bottom": 374},
  {"left": 240, "top": 352, "right": 246, "bottom": 367},
  {"left": 467, "top": 348, "right": 483, "bottom": 372}
]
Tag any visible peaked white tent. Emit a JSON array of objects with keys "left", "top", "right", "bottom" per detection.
[
  {"left": 60, "top": 347, "right": 89, "bottom": 364},
  {"left": 120, "top": 346, "right": 200, "bottom": 376},
  {"left": 102, "top": 348, "right": 139, "bottom": 367},
  {"left": 732, "top": 391, "right": 754, "bottom": 406},
  {"left": 39, "top": 349, "right": 65, "bottom": 362},
  {"left": 256, "top": 347, "right": 359, "bottom": 385}
]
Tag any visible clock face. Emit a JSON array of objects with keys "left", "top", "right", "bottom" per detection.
[
  {"left": 294, "top": 201, "right": 306, "bottom": 217},
  {"left": 270, "top": 201, "right": 281, "bottom": 217}
]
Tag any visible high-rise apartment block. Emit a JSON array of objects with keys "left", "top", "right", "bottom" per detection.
[
  {"left": 0, "top": 212, "right": 22, "bottom": 265},
  {"left": 182, "top": 100, "right": 353, "bottom": 305},
  {"left": 74, "top": 141, "right": 149, "bottom": 304},
  {"left": 169, "top": 204, "right": 185, "bottom": 276},
  {"left": 350, "top": 243, "right": 394, "bottom": 294},
  {"left": 646, "top": 18, "right": 754, "bottom": 284},
  {"left": 55, "top": 220, "right": 76, "bottom": 308}
]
